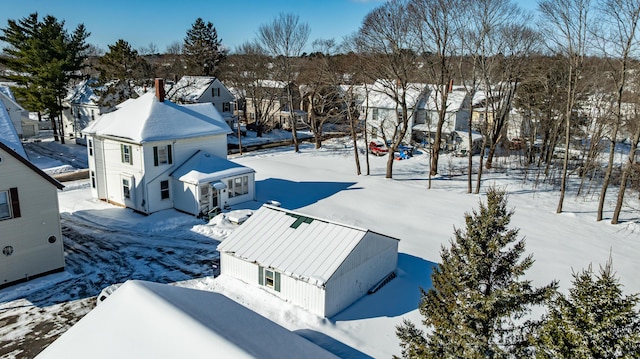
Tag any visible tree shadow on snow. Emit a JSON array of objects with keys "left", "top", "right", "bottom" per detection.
[
  {"left": 253, "top": 178, "right": 359, "bottom": 210},
  {"left": 330, "top": 253, "right": 436, "bottom": 322},
  {"left": 295, "top": 329, "right": 374, "bottom": 359}
]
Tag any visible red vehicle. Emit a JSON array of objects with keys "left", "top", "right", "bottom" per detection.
[{"left": 369, "top": 141, "right": 389, "bottom": 156}]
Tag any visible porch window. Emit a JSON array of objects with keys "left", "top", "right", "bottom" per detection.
[
  {"left": 122, "top": 178, "right": 131, "bottom": 199},
  {"left": 160, "top": 180, "right": 170, "bottom": 199},
  {"left": 227, "top": 175, "right": 249, "bottom": 198},
  {"left": 0, "top": 188, "right": 21, "bottom": 220},
  {"left": 121, "top": 144, "right": 132, "bottom": 165},
  {"left": 153, "top": 145, "right": 172, "bottom": 166},
  {"left": 258, "top": 266, "right": 281, "bottom": 292}
]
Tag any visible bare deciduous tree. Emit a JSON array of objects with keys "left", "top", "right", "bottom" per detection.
[
  {"left": 257, "top": 13, "right": 310, "bottom": 152},
  {"left": 539, "top": 0, "right": 592, "bottom": 214}
]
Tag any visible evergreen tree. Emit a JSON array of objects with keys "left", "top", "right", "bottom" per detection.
[
  {"left": 95, "top": 39, "right": 151, "bottom": 109},
  {"left": 536, "top": 261, "right": 640, "bottom": 358},
  {"left": 396, "top": 188, "right": 557, "bottom": 358},
  {"left": 183, "top": 18, "right": 225, "bottom": 76},
  {"left": 0, "top": 13, "right": 89, "bottom": 142}
]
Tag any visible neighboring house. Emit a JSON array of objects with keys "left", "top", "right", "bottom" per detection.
[
  {"left": 61, "top": 79, "right": 109, "bottom": 144},
  {"left": 363, "top": 80, "right": 427, "bottom": 144},
  {"left": 217, "top": 205, "right": 399, "bottom": 317},
  {"left": 244, "top": 80, "right": 307, "bottom": 130},
  {"left": 83, "top": 79, "right": 256, "bottom": 216},
  {"left": 0, "top": 85, "right": 33, "bottom": 138},
  {"left": 166, "top": 76, "right": 236, "bottom": 127},
  {"left": 0, "top": 100, "right": 64, "bottom": 288},
  {"left": 38, "top": 280, "right": 338, "bottom": 359},
  {"left": 411, "top": 83, "right": 470, "bottom": 145}
]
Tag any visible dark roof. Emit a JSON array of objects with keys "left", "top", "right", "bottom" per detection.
[{"left": 0, "top": 141, "right": 64, "bottom": 190}]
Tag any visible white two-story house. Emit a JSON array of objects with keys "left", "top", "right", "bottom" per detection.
[{"left": 83, "top": 79, "right": 256, "bottom": 217}]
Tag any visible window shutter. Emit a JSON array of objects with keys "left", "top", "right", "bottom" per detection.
[
  {"left": 274, "top": 272, "right": 281, "bottom": 292},
  {"left": 167, "top": 145, "right": 172, "bottom": 164},
  {"left": 120, "top": 144, "right": 125, "bottom": 163},
  {"left": 258, "top": 266, "right": 264, "bottom": 285},
  {"left": 153, "top": 146, "right": 158, "bottom": 166},
  {"left": 9, "top": 187, "right": 20, "bottom": 218}
]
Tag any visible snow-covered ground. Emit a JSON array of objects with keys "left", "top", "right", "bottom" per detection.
[{"left": 1, "top": 136, "right": 639, "bottom": 358}]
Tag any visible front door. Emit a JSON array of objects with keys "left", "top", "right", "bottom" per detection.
[{"left": 199, "top": 184, "right": 219, "bottom": 215}]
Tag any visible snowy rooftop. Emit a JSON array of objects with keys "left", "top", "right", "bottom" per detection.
[
  {"left": 424, "top": 85, "right": 468, "bottom": 112},
  {"left": 0, "top": 99, "right": 27, "bottom": 158},
  {"left": 218, "top": 205, "right": 396, "bottom": 287},
  {"left": 366, "top": 80, "right": 426, "bottom": 109},
  {"left": 167, "top": 76, "right": 217, "bottom": 103},
  {"left": 83, "top": 92, "right": 231, "bottom": 143},
  {"left": 65, "top": 79, "right": 101, "bottom": 106},
  {"left": 171, "top": 151, "right": 255, "bottom": 185},
  {"left": 38, "top": 280, "right": 337, "bottom": 359}
]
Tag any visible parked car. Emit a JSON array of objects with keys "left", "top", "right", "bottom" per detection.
[{"left": 369, "top": 141, "right": 389, "bottom": 156}]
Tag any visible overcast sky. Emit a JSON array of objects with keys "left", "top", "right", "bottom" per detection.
[{"left": 0, "top": 0, "right": 538, "bottom": 54}]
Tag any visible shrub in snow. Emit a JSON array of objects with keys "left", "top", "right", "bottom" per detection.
[{"left": 535, "top": 261, "right": 640, "bottom": 358}]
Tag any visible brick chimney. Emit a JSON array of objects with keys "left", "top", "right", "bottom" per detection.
[{"left": 155, "top": 78, "right": 165, "bottom": 102}]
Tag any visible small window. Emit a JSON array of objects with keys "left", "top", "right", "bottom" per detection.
[
  {"left": 258, "top": 266, "right": 281, "bottom": 292},
  {"left": 227, "top": 179, "right": 234, "bottom": 198},
  {"left": 153, "top": 145, "right": 172, "bottom": 166},
  {"left": 122, "top": 178, "right": 131, "bottom": 199},
  {"left": 212, "top": 87, "right": 220, "bottom": 97},
  {"left": 90, "top": 171, "right": 96, "bottom": 188},
  {"left": 0, "top": 191, "right": 10, "bottom": 220},
  {"left": 0, "top": 188, "right": 20, "bottom": 220},
  {"left": 234, "top": 177, "right": 242, "bottom": 197},
  {"left": 121, "top": 144, "right": 132, "bottom": 165},
  {"left": 223, "top": 102, "right": 231, "bottom": 112},
  {"left": 372, "top": 108, "right": 378, "bottom": 121},
  {"left": 242, "top": 176, "right": 249, "bottom": 194},
  {"left": 88, "top": 139, "right": 93, "bottom": 156},
  {"left": 160, "top": 180, "right": 170, "bottom": 199}
]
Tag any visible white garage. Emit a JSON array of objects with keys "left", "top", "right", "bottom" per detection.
[{"left": 217, "top": 205, "right": 399, "bottom": 317}]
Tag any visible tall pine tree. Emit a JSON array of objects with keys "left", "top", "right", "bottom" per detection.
[
  {"left": 95, "top": 39, "right": 151, "bottom": 109},
  {"left": 183, "top": 18, "right": 225, "bottom": 76},
  {"left": 397, "top": 188, "right": 557, "bottom": 358},
  {"left": 536, "top": 261, "right": 640, "bottom": 358},
  {"left": 0, "top": 13, "right": 89, "bottom": 142}
]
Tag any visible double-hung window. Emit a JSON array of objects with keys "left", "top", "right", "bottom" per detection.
[
  {"left": 122, "top": 178, "right": 131, "bottom": 199},
  {"left": 160, "top": 180, "right": 170, "bottom": 199},
  {"left": 153, "top": 145, "right": 172, "bottom": 166},
  {"left": 258, "top": 266, "right": 281, "bottom": 292},
  {"left": 0, "top": 188, "right": 21, "bottom": 220},
  {"left": 121, "top": 144, "right": 132, "bottom": 165},
  {"left": 88, "top": 139, "right": 93, "bottom": 156}
]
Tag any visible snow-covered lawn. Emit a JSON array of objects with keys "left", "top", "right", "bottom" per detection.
[{"left": 1, "top": 137, "right": 639, "bottom": 358}]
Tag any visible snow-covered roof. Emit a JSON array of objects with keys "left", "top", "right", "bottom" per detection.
[
  {"left": 255, "top": 79, "right": 288, "bottom": 89},
  {"left": 167, "top": 76, "right": 218, "bottom": 103},
  {"left": 217, "top": 205, "right": 398, "bottom": 287},
  {"left": 0, "top": 85, "right": 16, "bottom": 101},
  {"left": 65, "top": 79, "right": 100, "bottom": 106},
  {"left": 38, "top": 280, "right": 337, "bottom": 359},
  {"left": 366, "top": 80, "right": 426, "bottom": 109},
  {"left": 170, "top": 151, "right": 255, "bottom": 185},
  {"left": 83, "top": 92, "right": 231, "bottom": 143},
  {"left": 423, "top": 86, "right": 468, "bottom": 112},
  {"left": 0, "top": 99, "right": 27, "bottom": 158}
]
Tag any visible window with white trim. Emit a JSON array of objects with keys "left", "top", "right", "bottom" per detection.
[
  {"left": 160, "top": 180, "right": 170, "bottom": 199},
  {"left": 121, "top": 144, "right": 132, "bottom": 165},
  {"left": 90, "top": 171, "right": 96, "bottom": 188},
  {"left": 258, "top": 266, "right": 281, "bottom": 292},
  {"left": 88, "top": 139, "right": 93, "bottom": 156},
  {"left": 0, "top": 188, "right": 20, "bottom": 221},
  {"left": 223, "top": 102, "right": 231, "bottom": 112},
  {"left": 153, "top": 145, "right": 172, "bottom": 166},
  {"left": 227, "top": 175, "right": 249, "bottom": 198},
  {"left": 122, "top": 178, "right": 131, "bottom": 199}
]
